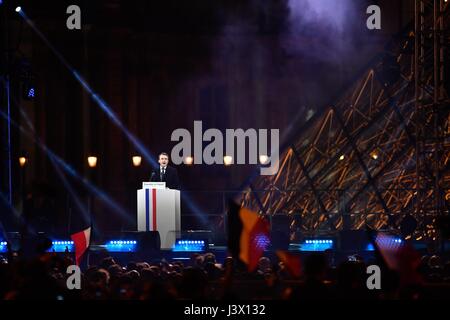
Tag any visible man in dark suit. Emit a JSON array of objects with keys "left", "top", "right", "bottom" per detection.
[{"left": 150, "top": 152, "right": 180, "bottom": 189}]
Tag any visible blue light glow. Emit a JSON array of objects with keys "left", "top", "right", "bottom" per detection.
[
  {"left": 27, "top": 87, "right": 35, "bottom": 98},
  {"left": 47, "top": 240, "right": 74, "bottom": 252},
  {"left": 105, "top": 240, "right": 138, "bottom": 252},
  {"left": 300, "top": 239, "right": 334, "bottom": 251},
  {"left": 254, "top": 234, "right": 271, "bottom": 250},
  {"left": 172, "top": 239, "right": 207, "bottom": 252},
  {"left": 0, "top": 242, "right": 7, "bottom": 253}
]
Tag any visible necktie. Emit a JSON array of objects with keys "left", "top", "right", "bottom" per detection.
[{"left": 160, "top": 168, "right": 165, "bottom": 181}]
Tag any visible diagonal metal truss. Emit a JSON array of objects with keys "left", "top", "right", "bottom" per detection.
[{"left": 241, "top": 0, "right": 450, "bottom": 240}]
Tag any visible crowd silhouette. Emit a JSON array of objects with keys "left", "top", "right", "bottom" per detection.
[{"left": 1, "top": 243, "right": 450, "bottom": 300}]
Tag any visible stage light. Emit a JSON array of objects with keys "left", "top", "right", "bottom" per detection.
[
  {"left": 27, "top": 87, "right": 35, "bottom": 99},
  {"left": 21, "top": 82, "right": 35, "bottom": 100},
  {"left": 254, "top": 234, "right": 271, "bottom": 250},
  {"left": 15, "top": 6, "right": 21, "bottom": 12},
  {"left": 48, "top": 240, "right": 74, "bottom": 252},
  {"left": 172, "top": 239, "right": 207, "bottom": 252},
  {"left": 339, "top": 155, "right": 345, "bottom": 161},
  {"left": 19, "top": 156, "right": 27, "bottom": 167},
  {"left": 0, "top": 241, "right": 7, "bottom": 253},
  {"left": 87, "top": 156, "right": 97, "bottom": 168},
  {"left": 300, "top": 239, "right": 334, "bottom": 251},
  {"left": 184, "top": 156, "right": 193, "bottom": 165},
  {"left": 105, "top": 240, "right": 137, "bottom": 252},
  {"left": 223, "top": 155, "right": 233, "bottom": 166},
  {"left": 259, "top": 155, "right": 269, "bottom": 164},
  {"left": 132, "top": 156, "right": 142, "bottom": 167},
  {"left": 370, "top": 152, "right": 378, "bottom": 160},
  {"left": 374, "top": 234, "right": 403, "bottom": 252}
]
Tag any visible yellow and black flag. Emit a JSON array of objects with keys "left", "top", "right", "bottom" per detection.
[{"left": 227, "top": 200, "right": 270, "bottom": 272}]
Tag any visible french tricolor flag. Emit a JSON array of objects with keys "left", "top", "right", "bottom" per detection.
[
  {"left": 143, "top": 189, "right": 158, "bottom": 231},
  {"left": 71, "top": 227, "right": 91, "bottom": 266}
]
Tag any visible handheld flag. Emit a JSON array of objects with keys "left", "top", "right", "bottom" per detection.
[
  {"left": 71, "top": 227, "right": 91, "bottom": 266},
  {"left": 276, "top": 250, "right": 302, "bottom": 278},
  {"left": 227, "top": 200, "right": 270, "bottom": 272}
]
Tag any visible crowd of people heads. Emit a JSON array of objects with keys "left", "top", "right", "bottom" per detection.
[{"left": 1, "top": 245, "right": 450, "bottom": 300}]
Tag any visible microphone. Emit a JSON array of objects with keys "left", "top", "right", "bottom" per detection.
[{"left": 150, "top": 171, "right": 156, "bottom": 180}]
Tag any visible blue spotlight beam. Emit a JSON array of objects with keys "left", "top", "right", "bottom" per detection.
[
  {"left": 0, "top": 191, "right": 37, "bottom": 237},
  {"left": 0, "top": 108, "right": 134, "bottom": 226},
  {"left": 16, "top": 107, "right": 94, "bottom": 232},
  {"left": 49, "top": 151, "right": 133, "bottom": 223},
  {"left": 6, "top": 79, "right": 12, "bottom": 206},
  {"left": 17, "top": 8, "right": 207, "bottom": 224},
  {"left": 17, "top": 9, "right": 157, "bottom": 169},
  {"left": 0, "top": 76, "right": 13, "bottom": 206}
]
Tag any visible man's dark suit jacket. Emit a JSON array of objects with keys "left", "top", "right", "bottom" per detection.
[{"left": 150, "top": 165, "right": 180, "bottom": 190}]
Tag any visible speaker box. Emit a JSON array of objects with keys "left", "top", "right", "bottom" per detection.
[
  {"left": 110, "top": 231, "right": 161, "bottom": 252},
  {"left": 21, "top": 232, "right": 53, "bottom": 257},
  {"left": 339, "top": 230, "right": 369, "bottom": 251},
  {"left": 120, "top": 231, "right": 161, "bottom": 252},
  {"left": 270, "top": 215, "right": 291, "bottom": 250},
  {"left": 137, "top": 231, "right": 161, "bottom": 252}
]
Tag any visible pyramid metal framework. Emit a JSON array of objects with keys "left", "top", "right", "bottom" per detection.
[{"left": 241, "top": 0, "right": 449, "bottom": 241}]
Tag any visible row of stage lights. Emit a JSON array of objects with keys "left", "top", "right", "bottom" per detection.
[
  {"left": 50, "top": 240, "right": 138, "bottom": 246},
  {"left": 108, "top": 240, "right": 137, "bottom": 245},
  {"left": 304, "top": 240, "right": 334, "bottom": 244},
  {"left": 83, "top": 151, "right": 380, "bottom": 167},
  {"left": 1, "top": 237, "right": 406, "bottom": 254},
  {"left": 40, "top": 240, "right": 139, "bottom": 253},
  {"left": 376, "top": 238, "right": 402, "bottom": 244},
  {"left": 302, "top": 238, "right": 401, "bottom": 245},
  {"left": 176, "top": 240, "right": 205, "bottom": 245},
  {"left": 339, "top": 151, "right": 379, "bottom": 161},
  {"left": 172, "top": 240, "right": 207, "bottom": 252},
  {"left": 16, "top": 153, "right": 383, "bottom": 170},
  {"left": 52, "top": 241, "right": 74, "bottom": 245},
  {"left": 17, "top": 152, "right": 383, "bottom": 168},
  {"left": 16, "top": 155, "right": 272, "bottom": 168}
]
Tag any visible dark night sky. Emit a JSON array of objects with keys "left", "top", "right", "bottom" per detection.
[{"left": 0, "top": 0, "right": 413, "bottom": 234}]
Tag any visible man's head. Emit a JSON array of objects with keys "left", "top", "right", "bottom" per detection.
[{"left": 158, "top": 152, "right": 169, "bottom": 168}]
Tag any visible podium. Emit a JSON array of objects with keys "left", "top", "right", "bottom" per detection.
[{"left": 137, "top": 182, "right": 180, "bottom": 249}]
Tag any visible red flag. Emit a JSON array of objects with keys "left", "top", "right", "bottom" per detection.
[
  {"left": 276, "top": 250, "right": 302, "bottom": 278},
  {"left": 227, "top": 201, "right": 270, "bottom": 272},
  {"left": 71, "top": 227, "right": 91, "bottom": 266}
]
